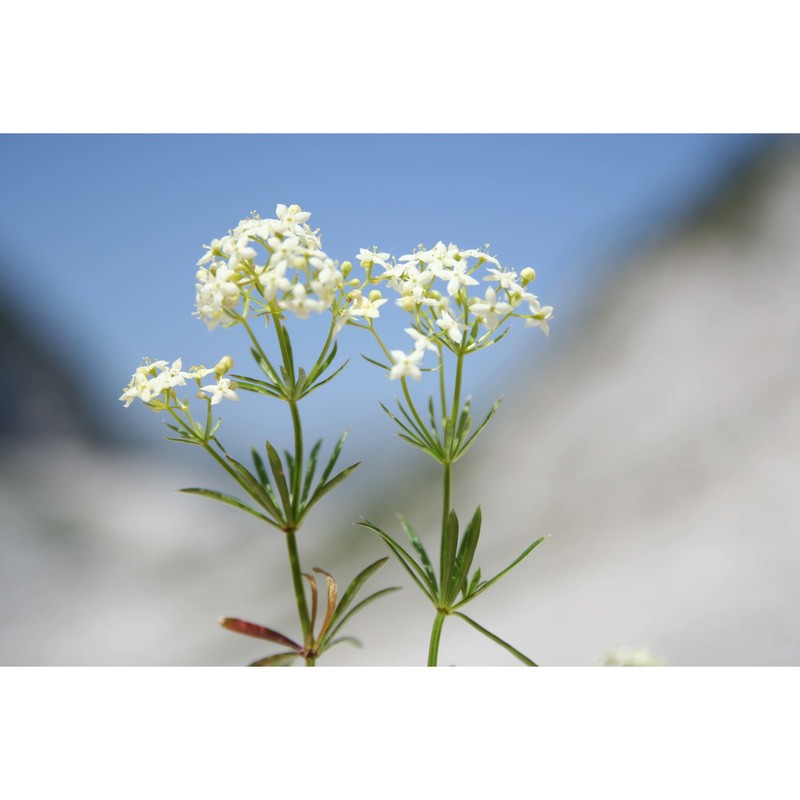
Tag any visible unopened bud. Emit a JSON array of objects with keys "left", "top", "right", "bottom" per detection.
[
  {"left": 341, "top": 260, "right": 353, "bottom": 277},
  {"left": 398, "top": 295, "right": 417, "bottom": 312},
  {"left": 214, "top": 355, "right": 234, "bottom": 377},
  {"left": 520, "top": 267, "right": 536, "bottom": 285},
  {"left": 368, "top": 290, "right": 383, "bottom": 303}
]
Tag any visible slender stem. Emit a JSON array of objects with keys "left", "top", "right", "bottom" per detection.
[
  {"left": 438, "top": 345, "right": 447, "bottom": 424},
  {"left": 450, "top": 350, "right": 465, "bottom": 435},
  {"left": 428, "top": 610, "right": 447, "bottom": 666},
  {"left": 288, "top": 399, "right": 303, "bottom": 520},
  {"left": 441, "top": 461, "right": 451, "bottom": 573},
  {"left": 285, "top": 529, "right": 310, "bottom": 644}
]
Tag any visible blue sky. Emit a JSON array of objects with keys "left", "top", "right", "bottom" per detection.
[{"left": 0, "top": 134, "right": 766, "bottom": 455}]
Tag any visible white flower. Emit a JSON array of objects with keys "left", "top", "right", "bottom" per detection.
[
  {"left": 275, "top": 203, "right": 312, "bottom": 235},
  {"left": 404, "top": 327, "right": 437, "bottom": 352},
  {"left": 278, "top": 283, "right": 327, "bottom": 319},
  {"left": 195, "top": 264, "right": 242, "bottom": 329},
  {"left": 200, "top": 377, "right": 239, "bottom": 405},
  {"left": 524, "top": 298, "right": 553, "bottom": 335},
  {"left": 257, "top": 261, "right": 292, "bottom": 301},
  {"left": 470, "top": 287, "right": 513, "bottom": 331},
  {"left": 484, "top": 267, "right": 521, "bottom": 293},
  {"left": 347, "top": 291, "right": 388, "bottom": 320},
  {"left": 435, "top": 310, "right": 467, "bottom": 344},
  {"left": 389, "top": 349, "right": 424, "bottom": 381},
  {"left": 422, "top": 241, "right": 461, "bottom": 276},
  {"left": 357, "top": 247, "right": 391, "bottom": 270},
  {"left": 440, "top": 260, "right": 479, "bottom": 297},
  {"left": 461, "top": 248, "right": 500, "bottom": 267}
]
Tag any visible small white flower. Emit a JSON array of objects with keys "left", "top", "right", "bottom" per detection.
[
  {"left": 278, "top": 283, "right": 327, "bottom": 319},
  {"left": 484, "top": 267, "right": 521, "bottom": 293},
  {"left": 524, "top": 298, "right": 554, "bottom": 335},
  {"left": 200, "top": 377, "right": 240, "bottom": 405},
  {"left": 357, "top": 247, "right": 391, "bottom": 270},
  {"left": 440, "top": 260, "right": 479, "bottom": 297},
  {"left": 435, "top": 310, "right": 467, "bottom": 344},
  {"left": 347, "top": 291, "right": 388, "bottom": 320},
  {"left": 470, "top": 287, "right": 513, "bottom": 331},
  {"left": 404, "top": 327, "right": 437, "bottom": 352},
  {"left": 389, "top": 348, "right": 424, "bottom": 381}
]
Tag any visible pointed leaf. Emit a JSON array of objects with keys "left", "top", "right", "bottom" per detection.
[
  {"left": 466, "top": 567, "right": 482, "bottom": 599},
  {"left": 356, "top": 520, "right": 436, "bottom": 600},
  {"left": 251, "top": 447, "right": 269, "bottom": 487},
  {"left": 453, "top": 612, "right": 537, "bottom": 666},
  {"left": 454, "top": 397, "right": 502, "bottom": 461},
  {"left": 301, "top": 439, "right": 323, "bottom": 505},
  {"left": 219, "top": 618, "right": 303, "bottom": 652},
  {"left": 302, "top": 462, "right": 360, "bottom": 518},
  {"left": 361, "top": 353, "right": 391, "bottom": 371},
  {"left": 224, "top": 455, "right": 284, "bottom": 521},
  {"left": 265, "top": 441, "right": 292, "bottom": 520},
  {"left": 328, "top": 557, "right": 389, "bottom": 633},
  {"left": 326, "top": 587, "right": 401, "bottom": 643},
  {"left": 399, "top": 517, "right": 437, "bottom": 593},
  {"left": 249, "top": 346, "right": 282, "bottom": 387},
  {"left": 250, "top": 652, "right": 303, "bottom": 667},
  {"left": 319, "top": 431, "right": 347, "bottom": 485},
  {"left": 295, "top": 367, "right": 308, "bottom": 397},
  {"left": 447, "top": 506, "right": 482, "bottom": 605},
  {"left": 455, "top": 536, "right": 547, "bottom": 606},
  {"left": 440, "top": 509, "right": 459, "bottom": 599},
  {"left": 325, "top": 636, "right": 363, "bottom": 651},
  {"left": 300, "top": 360, "right": 349, "bottom": 398},
  {"left": 306, "top": 340, "right": 338, "bottom": 384},
  {"left": 178, "top": 488, "right": 277, "bottom": 527}
]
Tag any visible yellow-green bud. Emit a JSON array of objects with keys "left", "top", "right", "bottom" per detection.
[
  {"left": 520, "top": 267, "right": 536, "bottom": 285},
  {"left": 214, "top": 355, "right": 234, "bottom": 378},
  {"left": 398, "top": 295, "right": 417, "bottom": 312},
  {"left": 341, "top": 260, "right": 353, "bottom": 278},
  {"left": 368, "top": 289, "right": 383, "bottom": 303}
]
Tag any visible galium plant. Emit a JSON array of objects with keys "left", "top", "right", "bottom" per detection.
[
  {"left": 344, "top": 240, "right": 553, "bottom": 665},
  {"left": 120, "top": 205, "right": 398, "bottom": 666}
]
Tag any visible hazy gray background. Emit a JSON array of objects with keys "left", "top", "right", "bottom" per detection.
[{"left": 1, "top": 134, "right": 796, "bottom": 665}]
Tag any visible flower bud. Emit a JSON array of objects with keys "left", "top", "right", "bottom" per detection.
[
  {"left": 398, "top": 295, "right": 417, "bottom": 312},
  {"left": 341, "top": 260, "right": 353, "bottom": 278},
  {"left": 368, "top": 289, "right": 383, "bottom": 303},
  {"left": 214, "top": 355, "right": 234, "bottom": 378},
  {"left": 520, "top": 267, "right": 536, "bottom": 285}
]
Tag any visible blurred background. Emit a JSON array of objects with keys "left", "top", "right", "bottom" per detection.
[{"left": 1, "top": 133, "right": 797, "bottom": 666}]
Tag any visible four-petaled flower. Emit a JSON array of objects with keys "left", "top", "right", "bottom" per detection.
[
  {"left": 389, "top": 349, "right": 424, "bottom": 381},
  {"left": 201, "top": 377, "right": 240, "bottom": 405}
]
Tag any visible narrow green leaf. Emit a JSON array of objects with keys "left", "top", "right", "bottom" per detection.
[
  {"left": 465, "top": 567, "right": 482, "bottom": 599},
  {"left": 361, "top": 353, "right": 390, "bottom": 371},
  {"left": 326, "top": 587, "right": 401, "bottom": 643},
  {"left": 440, "top": 509, "right": 459, "bottom": 598},
  {"left": 283, "top": 449, "right": 295, "bottom": 488},
  {"left": 249, "top": 346, "right": 282, "bottom": 387},
  {"left": 230, "top": 373, "right": 282, "bottom": 394},
  {"left": 455, "top": 536, "right": 547, "bottom": 606},
  {"left": 454, "top": 397, "right": 503, "bottom": 461},
  {"left": 380, "top": 402, "right": 429, "bottom": 445},
  {"left": 356, "top": 520, "right": 436, "bottom": 600},
  {"left": 453, "top": 612, "right": 537, "bottom": 666},
  {"left": 225, "top": 455, "right": 284, "bottom": 521},
  {"left": 231, "top": 379, "right": 283, "bottom": 399},
  {"left": 250, "top": 652, "right": 303, "bottom": 667},
  {"left": 454, "top": 399, "right": 472, "bottom": 449},
  {"left": 447, "top": 506, "right": 482, "bottom": 605},
  {"left": 295, "top": 367, "right": 308, "bottom": 397},
  {"left": 319, "top": 431, "right": 347, "bottom": 486},
  {"left": 165, "top": 437, "right": 201, "bottom": 446},
  {"left": 399, "top": 517, "right": 438, "bottom": 593},
  {"left": 327, "top": 557, "right": 389, "bottom": 633},
  {"left": 396, "top": 434, "right": 442, "bottom": 461},
  {"left": 264, "top": 441, "right": 292, "bottom": 520},
  {"left": 179, "top": 488, "right": 277, "bottom": 527},
  {"left": 427, "top": 396, "right": 439, "bottom": 439},
  {"left": 306, "top": 340, "right": 338, "bottom": 384},
  {"left": 299, "top": 359, "right": 349, "bottom": 398},
  {"left": 251, "top": 447, "right": 269, "bottom": 486},
  {"left": 303, "top": 462, "right": 360, "bottom": 517},
  {"left": 301, "top": 439, "right": 323, "bottom": 505},
  {"left": 325, "top": 636, "right": 363, "bottom": 651},
  {"left": 396, "top": 398, "right": 437, "bottom": 449}
]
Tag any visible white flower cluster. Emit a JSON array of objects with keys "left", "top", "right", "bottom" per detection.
[
  {"left": 120, "top": 357, "right": 238, "bottom": 409},
  {"left": 195, "top": 204, "right": 345, "bottom": 329},
  {"left": 351, "top": 241, "right": 553, "bottom": 380}
]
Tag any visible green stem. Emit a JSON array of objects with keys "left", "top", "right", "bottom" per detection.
[
  {"left": 428, "top": 610, "right": 447, "bottom": 667},
  {"left": 441, "top": 461, "right": 451, "bottom": 575},
  {"left": 288, "top": 399, "right": 303, "bottom": 520},
  {"left": 285, "top": 529, "right": 311, "bottom": 645}
]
